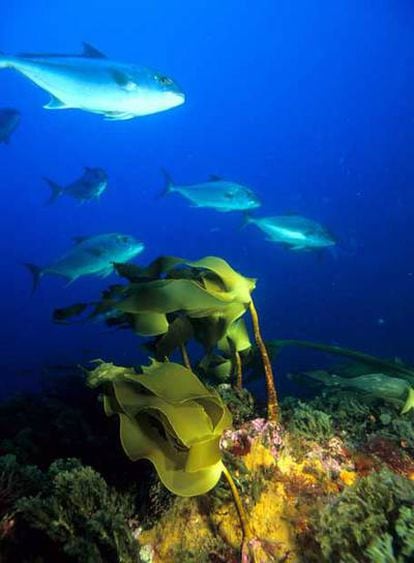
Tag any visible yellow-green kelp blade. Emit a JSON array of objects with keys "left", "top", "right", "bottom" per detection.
[
  {"left": 119, "top": 413, "right": 224, "bottom": 496},
  {"left": 87, "top": 360, "right": 232, "bottom": 497}
]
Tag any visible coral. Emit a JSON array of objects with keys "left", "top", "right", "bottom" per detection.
[
  {"left": 216, "top": 384, "right": 257, "bottom": 425},
  {"left": 288, "top": 391, "right": 414, "bottom": 457},
  {"left": 1, "top": 458, "right": 140, "bottom": 563},
  {"left": 380, "top": 415, "right": 414, "bottom": 455},
  {"left": 0, "top": 455, "right": 44, "bottom": 518},
  {"left": 309, "top": 468, "right": 414, "bottom": 562},
  {"left": 220, "top": 418, "right": 283, "bottom": 461},
  {"left": 286, "top": 401, "right": 334, "bottom": 442},
  {"left": 364, "top": 436, "right": 414, "bottom": 477},
  {"left": 0, "top": 454, "right": 46, "bottom": 550}
]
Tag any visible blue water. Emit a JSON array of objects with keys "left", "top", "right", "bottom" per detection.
[{"left": 1, "top": 1, "right": 414, "bottom": 398}]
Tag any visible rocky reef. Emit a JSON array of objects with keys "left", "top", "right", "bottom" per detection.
[{"left": 1, "top": 368, "right": 413, "bottom": 562}]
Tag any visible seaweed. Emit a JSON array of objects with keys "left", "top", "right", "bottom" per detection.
[
  {"left": 308, "top": 468, "right": 414, "bottom": 562},
  {"left": 216, "top": 384, "right": 257, "bottom": 426},
  {"left": 284, "top": 400, "right": 334, "bottom": 442},
  {"left": 2, "top": 458, "right": 140, "bottom": 563}
]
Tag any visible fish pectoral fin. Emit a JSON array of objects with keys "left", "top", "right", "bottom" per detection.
[
  {"left": 290, "top": 245, "right": 307, "bottom": 251},
  {"left": 43, "top": 96, "right": 68, "bottom": 110},
  {"left": 72, "top": 235, "right": 91, "bottom": 245},
  {"left": 99, "top": 267, "right": 114, "bottom": 278},
  {"left": 64, "top": 276, "right": 79, "bottom": 288},
  {"left": 111, "top": 69, "right": 138, "bottom": 91},
  {"left": 401, "top": 387, "right": 414, "bottom": 414},
  {"left": 103, "top": 112, "right": 136, "bottom": 121},
  {"left": 87, "top": 247, "right": 105, "bottom": 257},
  {"left": 82, "top": 42, "right": 107, "bottom": 59}
]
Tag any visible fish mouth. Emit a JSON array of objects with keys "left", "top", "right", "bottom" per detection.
[{"left": 172, "top": 91, "right": 186, "bottom": 107}]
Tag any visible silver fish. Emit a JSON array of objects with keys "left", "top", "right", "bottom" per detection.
[
  {"left": 25, "top": 233, "right": 144, "bottom": 292},
  {"left": 0, "top": 43, "right": 185, "bottom": 119},
  {"left": 162, "top": 170, "right": 261, "bottom": 212},
  {"left": 0, "top": 108, "right": 20, "bottom": 143},
  {"left": 245, "top": 214, "right": 336, "bottom": 250},
  {"left": 44, "top": 167, "right": 108, "bottom": 204}
]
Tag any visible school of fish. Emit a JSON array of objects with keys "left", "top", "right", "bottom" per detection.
[{"left": 0, "top": 42, "right": 336, "bottom": 292}]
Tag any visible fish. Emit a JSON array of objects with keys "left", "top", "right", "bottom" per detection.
[
  {"left": 24, "top": 233, "right": 145, "bottom": 293},
  {"left": 244, "top": 214, "right": 336, "bottom": 250},
  {"left": 297, "top": 370, "right": 414, "bottom": 414},
  {"left": 53, "top": 303, "right": 89, "bottom": 323},
  {"left": 0, "top": 43, "right": 185, "bottom": 119},
  {"left": 44, "top": 167, "right": 108, "bottom": 204},
  {"left": 162, "top": 170, "right": 261, "bottom": 212},
  {"left": 0, "top": 108, "right": 20, "bottom": 143}
]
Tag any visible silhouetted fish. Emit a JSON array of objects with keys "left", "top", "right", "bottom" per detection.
[
  {"left": 0, "top": 108, "right": 20, "bottom": 143},
  {"left": 44, "top": 167, "right": 108, "bottom": 204}
]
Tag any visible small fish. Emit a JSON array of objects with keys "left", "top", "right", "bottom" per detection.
[
  {"left": 24, "top": 233, "right": 144, "bottom": 293},
  {"left": 244, "top": 214, "right": 336, "bottom": 251},
  {"left": 0, "top": 108, "right": 20, "bottom": 143},
  {"left": 162, "top": 170, "right": 261, "bottom": 212},
  {"left": 53, "top": 302, "right": 89, "bottom": 323},
  {"left": 44, "top": 167, "right": 108, "bottom": 204},
  {"left": 0, "top": 43, "right": 185, "bottom": 119}
]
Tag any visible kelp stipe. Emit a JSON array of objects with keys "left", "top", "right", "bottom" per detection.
[{"left": 57, "top": 255, "right": 280, "bottom": 422}]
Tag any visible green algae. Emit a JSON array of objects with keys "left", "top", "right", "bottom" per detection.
[{"left": 308, "top": 468, "right": 414, "bottom": 563}]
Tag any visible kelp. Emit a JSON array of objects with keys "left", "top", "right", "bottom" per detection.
[
  {"left": 56, "top": 255, "right": 280, "bottom": 421},
  {"left": 88, "top": 359, "right": 232, "bottom": 497},
  {"left": 87, "top": 360, "right": 259, "bottom": 557},
  {"left": 292, "top": 370, "right": 414, "bottom": 414},
  {"left": 273, "top": 339, "right": 414, "bottom": 415},
  {"left": 270, "top": 339, "right": 414, "bottom": 384}
]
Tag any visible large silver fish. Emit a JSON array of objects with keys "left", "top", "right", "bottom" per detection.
[
  {"left": 162, "top": 170, "right": 261, "bottom": 212},
  {"left": 25, "top": 233, "right": 144, "bottom": 292},
  {"left": 245, "top": 214, "right": 336, "bottom": 251},
  {"left": 44, "top": 167, "right": 108, "bottom": 204},
  {"left": 0, "top": 108, "right": 20, "bottom": 143},
  {"left": 0, "top": 43, "right": 185, "bottom": 119}
]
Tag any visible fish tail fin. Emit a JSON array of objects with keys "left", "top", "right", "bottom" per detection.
[
  {"left": 0, "top": 55, "right": 13, "bottom": 69},
  {"left": 24, "top": 263, "right": 43, "bottom": 294},
  {"left": 240, "top": 212, "right": 254, "bottom": 229},
  {"left": 43, "top": 177, "right": 63, "bottom": 205},
  {"left": 401, "top": 387, "right": 414, "bottom": 414},
  {"left": 160, "top": 168, "right": 175, "bottom": 197}
]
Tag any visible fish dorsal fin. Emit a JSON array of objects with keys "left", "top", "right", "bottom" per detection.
[
  {"left": 72, "top": 235, "right": 90, "bottom": 245},
  {"left": 82, "top": 42, "right": 107, "bottom": 59},
  {"left": 43, "top": 95, "right": 67, "bottom": 110},
  {"left": 209, "top": 175, "right": 223, "bottom": 182}
]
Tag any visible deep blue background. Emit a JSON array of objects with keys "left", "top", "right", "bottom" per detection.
[{"left": 1, "top": 1, "right": 414, "bottom": 397}]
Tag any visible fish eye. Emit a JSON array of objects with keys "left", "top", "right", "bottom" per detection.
[{"left": 156, "top": 74, "right": 173, "bottom": 86}]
